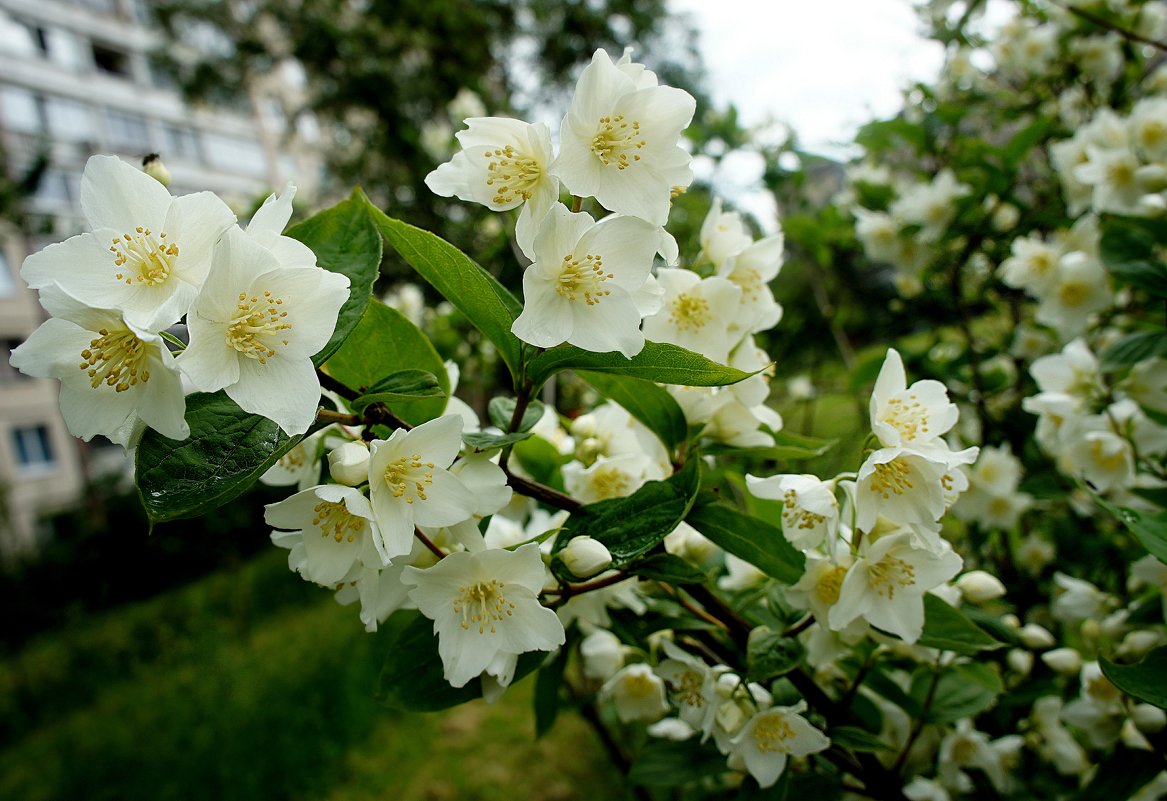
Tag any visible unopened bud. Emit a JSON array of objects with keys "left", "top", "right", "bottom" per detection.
[
  {"left": 1118, "top": 630, "right": 1161, "bottom": 660},
  {"left": 580, "top": 629, "right": 624, "bottom": 680},
  {"left": 1041, "top": 647, "right": 1082, "bottom": 675},
  {"left": 560, "top": 536, "right": 612, "bottom": 579},
  {"left": 328, "top": 441, "right": 370, "bottom": 486},
  {"left": 1019, "top": 623, "right": 1056, "bottom": 649},
  {"left": 142, "top": 153, "right": 171, "bottom": 187},
  {"left": 1132, "top": 703, "right": 1167, "bottom": 734},
  {"left": 1007, "top": 648, "right": 1034, "bottom": 676},
  {"left": 955, "top": 570, "right": 1007, "bottom": 603}
]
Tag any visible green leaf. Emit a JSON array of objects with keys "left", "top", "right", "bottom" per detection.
[
  {"left": 367, "top": 204, "right": 524, "bottom": 381},
  {"left": 349, "top": 369, "right": 445, "bottom": 414},
  {"left": 557, "top": 460, "right": 700, "bottom": 571},
  {"left": 488, "top": 397, "right": 546, "bottom": 433},
  {"left": 1106, "top": 260, "right": 1167, "bottom": 297},
  {"left": 627, "top": 553, "right": 709, "bottom": 585},
  {"left": 528, "top": 341, "right": 752, "bottom": 391},
  {"left": 462, "top": 430, "right": 533, "bottom": 451},
  {"left": 917, "top": 595, "right": 1005, "bottom": 655},
  {"left": 1101, "top": 331, "right": 1167, "bottom": 370},
  {"left": 629, "top": 739, "right": 726, "bottom": 787},
  {"left": 511, "top": 436, "right": 569, "bottom": 487},
  {"left": 747, "top": 626, "right": 806, "bottom": 682},
  {"left": 286, "top": 188, "right": 382, "bottom": 367},
  {"left": 1000, "top": 117, "right": 1052, "bottom": 166},
  {"left": 1097, "top": 499, "right": 1167, "bottom": 564},
  {"left": 323, "top": 300, "right": 449, "bottom": 425},
  {"left": 578, "top": 370, "right": 688, "bottom": 455},
  {"left": 685, "top": 503, "right": 805, "bottom": 585},
  {"left": 707, "top": 430, "right": 835, "bottom": 462},
  {"left": 1072, "top": 748, "right": 1166, "bottom": 801},
  {"left": 1100, "top": 216, "right": 1167, "bottom": 299},
  {"left": 534, "top": 643, "right": 568, "bottom": 737},
  {"left": 136, "top": 391, "right": 300, "bottom": 524},
  {"left": 917, "top": 662, "right": 1004, "bottom": 724},
  {"left": 1100, "top": 647, "right": 1167, "bottom": 709},
  {"left": 827, "top": 726, "right": 894, "bottom": 754}
]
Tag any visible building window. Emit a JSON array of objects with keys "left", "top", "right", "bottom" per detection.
[
  {"left": 105, "top": 108, "right": 151, "bottom": 152},
  {"left": 45, "top": 97, "right": 94, "bottom": 143},
  {"left": 92, "top": 42, "right": 130, "bottom": 77},
  {"left": 11, "top": 424, "right": 56, "bottom": 473},
  {"left": 0, "top": 251, "right": 15, "bottom": 297},
  {"left": 164, "top": 125, "right": 201, "bottom": 162},
  {"left": 0, "top": 86, "right": 44, "bottom": 133}
]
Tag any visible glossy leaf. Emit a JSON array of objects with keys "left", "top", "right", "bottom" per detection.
[
  {"left": 917, "top": 595, "right": 1005, "bottom": 655},
  {"left": 349, "top": 369, "right": 444, "bottom": 414},
  {"left": 323, "top": 300, "right": 449, "bottom": 425},
  {"left": 528, "top": 341, "right": 752, "bottom": 392},
  {"left": 367, "top": 204, "right": 524, "bottom": 381},
  {"left": 1100, "top": 647, "right": 1167, "bottom": 709},
  {"left": 463, "top": 430, "right": 533, "bottom": 451},
  {"left": 577, "top": 370, "right": 688, "bottom": 455},
  {"left": 1098, "top": 499, "right": 1167, "bottom": 565},
  {"left": 685, "top": 503, "right": 804, "bottom": 584},
  {"left": 627, "top": 553, "right": 708, "bottom": 585},
  {"left": 917, "top": 662, "right": 1003, "bottom": 724},
  {"left": 287, "top": 188, "right": 383, "bottom": 367},
  {"left": 136, "top": 391, "right": 300, "bottom": 524},
  {"left": 488, "top": 397, "right": 546, "bottom": 433},
  {"left": 747, "top": 626, "right": 805, "bottom": 682}
]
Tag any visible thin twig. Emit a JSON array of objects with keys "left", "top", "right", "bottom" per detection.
[
  {"left": 503, "top": 467, "right": 582, "bottom": 512},
  {"left": 1060, "top": 1, "right": 1167, "bottom": 52},
  {"left": 413, "top": 527, "right": 446, "bottom": 559}
]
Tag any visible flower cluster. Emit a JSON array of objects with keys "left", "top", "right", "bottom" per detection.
[{"left": 10, "top": 156, "right": 350, "bottom": 444}]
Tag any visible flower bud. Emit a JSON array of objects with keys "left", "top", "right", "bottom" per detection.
[
  {"left": 1132, "top": 703, "right": 1167, "bottom": 734},
  {"left": 955, "top": 570, "right": 1007, "bottom": 603},
  {"left": 1018, "top": 623, "right": 1056, "bottom": 649},
  {"left": 142, "top": 153, "right": 171, "bottom": 187},
  {"left": 328, "top": 441, "right": 370, "bottom": 486},
  {"left": 580, "top": 629, "right": 624, "bottom": 680},
  {"left": 1041, "top": 647, "right": 1082, "bottom": 675},
  {"left": 1007, "top": 648, "right": 1033, "bottom": 676},
  {"left": 560, "top": 536, "right": 612, "bottom": 578},
  {"left": 1118, "top": 630, "right": 1161, "bottom": 661}
]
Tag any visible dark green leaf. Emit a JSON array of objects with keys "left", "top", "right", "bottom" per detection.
[
  {"left": 528, "top": 341, "right": 752, "bottom": 391},
  {"left": 488, "top": 397, "right": 546, "bottom": 433},
  {"left": 558, "top": 460, "right": 700, "bottom": 570},
  {"left": 350, "top": 370, "right": 445, "bottom": 413},
  {"left": 1100, "top": 216, "right": 1167, "bottom": 269},
  {"left": 462, "top": 430, "right": 533, "bottom": 451},
  {"left": 685, "top": 503, "right": 805, "bottom": 585},
  {"left": 578, "top": 370, "right": 688, "bottom": 455},
  {"left": 287, "top": 188, "right": 382, "bottom": 367},
  {"left": 1098, "top": 499, "right": 1167, "bottom": 564},
  {"left": 1101, "top": 331, "right": 1167, "bottom": 370},
  {"left": 708, "top": 430, "right": 835, "bottom": 462},
  {"left": 864, "top": 665, "right": 923, "bottom": 718},
  {"left": 917, "top": 595, "right": 1005, "bottom": 654},
  {"left": 1072, "top": 748, "right": 1166, "bottom": 801},
  {"left": 1106, "top": 260, "right": 1167, "bottom": 297},
  {"left": 136, "top": 391, "right": 300, "bottom": 524},
  {"left": 1132, "top": 486, "right": 1167, "bottom": 510},
  {"left": 917, "top": 662, "right": 1003, "bottom": 724},
  {"left": 628, "top": 553, "right": 708, "bottom": 585},
  {"left": 511, "top": 436, "right": 569, "bottom": 487},
  {"left": 1001, "top": 117, "right": 1052, "bottom": 166},
  {"left": 629, "top": 739, "right": 726, "bottom": 787},
  {"left": 534, "top": 644, "right": 569, "bottom": 737},
  {"left": 747, "top": 626, "right": 805, "bottom": 682},
  {"left": 1100, "top": 647, "right": 1167, "bottom": 709},
  {"left": 323, "top": 300, "right": 449, "bottom": 425},
  {"left": 367, "top": 204, "right": 524, "bottom": 381},
  {"left": 828, "top": 726, "right": 894, "bottom": 754}
]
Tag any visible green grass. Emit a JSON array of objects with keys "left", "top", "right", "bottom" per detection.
[{"left": 0, "top": 550, "right": 625, "bottom": 801}]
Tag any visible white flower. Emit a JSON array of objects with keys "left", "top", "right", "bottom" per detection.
[
  {"left": 719, "top": 230, "right": 784, "bottom": 335},
  {"left": 244, "top": 183, "right": 319, "bottom": 268},
  {"left": 178, "top": 227, "right": 349, "bottom": 435},
  {"left": 366, "top": 415, "right": 478, "bottom": 560},
  {"left": 869, "top": 348, "right": 958, "bottom": 458},
  {"left": 854, "top": 448, "right": 950, "bottom": 533},
  {"left": 829, "top": 531, "right": 963, "bottom": 643},
  {"left": 402, "top": 541, "right": 565, "bottom": 688},
  {"left": 327, "top": 441, "right": 371, "bottom": 486},
  {"left": 642, "top": 269, "right": 742, "bottom": 364},
  {"left": 552, "top": 49, "right": 696, "bottom": 225},
  {"left": 656, "top": 641, "right": 718, "bottom": 737},
  {"left": 699, "top": 198, "right": 752, "bottom": 269},
  {"left": 9, "top": 285, "right": 187, "bottom": 447},
  {"left": 785, "top": 545, "right": 853, "bottom": 626},
  {"left": 261, "top": 429, "right": 327, "bottom": 490},
  {"left": 265, "top": 484, "right": 382, "bottom": 585},
  {"left": 424, "top": 117, "right": 558, "bottom": 257},
  {"left": 729, "top": 702, "right": 830, "bottom": 789},
  {"left": 599, "top": 663, "right": 669, "bottom": 723},
  {"left": 1034, "top": 252, "right": 1112, "bottom": 340},
  {"left": 580, "top": 629, "right": 625, "bottom": 680},
  {"left": 745, "top": 473, "right": 838, "bottom": 552},
  {"left": 889, "top": 169, "right": 970, "bottom": 242},
  {"left": 511, "top": 206, "right": 660, "bottom": 357},
  {"left": 563, "top": 453, "right": 652, "bottom": 503},
  {"left": 21, "top": 154, "right": 235, "bottom": 330}
]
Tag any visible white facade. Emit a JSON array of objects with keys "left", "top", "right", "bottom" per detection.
[{"left": 0, "top": 0, "right": 318, "bottom": 557}]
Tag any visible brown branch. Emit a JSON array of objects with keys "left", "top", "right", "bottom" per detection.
[
  {"left": 503, "top": 467, "right": 582, "bottom": 512},
  {"left": 1061, "top": 2, "right": 1167, "bottom": 52},
  {"left": 413, "top": 527, "right": 446, "bottom": 559}
]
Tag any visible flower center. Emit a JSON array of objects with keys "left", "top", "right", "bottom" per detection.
[
  {"left": 880, "top": 393, "right": 930, "bottom": 442},
  {"left": 383, "top": 452, "right": 435, "bottom": 503},
  {"left": 622, "top": 672, "right": 658, "bottom": 699},
  {"left": 668, "top": 292, "right": 711, "bottom": 332},
  {"left": 484, "top": 145, "right": 541, "bottom": 206},
  {"left": 949, "top": 735, "right": 979, "bottom": 765},
  {"left": 1088, "top": 438, "right": 1128, "bottom": 472},
  {"left": 557, "top": 254, "right": 613, "bottom": 305},
  {"left": 753, "top": 714, "right": 797, "bottom": 754},
  {"left": 1058, "top": 280, "right": 1090, "bottom": 309},
  {"left": 311, "top": 500, "right": 363, "bottom": 543},
  {"left": 79, "top": 327, "right": 150, "bottom": 392},
  {"left": 816, "top": 565, "right": 848, "bottom": 608},
  {"left": 782, "top": 489, "right": 827, "bottom": 531},
  {"left": 110, "top": 227, "right": 179, "bottom": 286},
  {"left": 869, "top": 458, "right": 914, "bottom": 499},
  {"left": 676, "top": 671, "right": 705, "bottom": 707},
  {"left": 729, "top": 267, "right": 764, "bottom": 301},
  {"left": 591, "top": 114, "right": 646, "bottom": 170},
  {"left": 226, "top": 290, "right": 292, "bottom": 364},
  {"left": 454, "top": 579, "right": 514, "bottom": 634},
  {"left": 1137, "top": 119, "right": 1166, "bottom": 153},
  {"left": 1105, "top": 157, "right": 1136, "bottom": 189},
  {"left": 867, "top": 554, "right": 916, "bottom": 599},
  {"left": 591, "top": 465, "right": 631, "bottom": 500}
]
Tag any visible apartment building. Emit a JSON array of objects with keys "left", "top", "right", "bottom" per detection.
[{"left": 0, "top": 0, "right": 319, "bottom": 556}]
